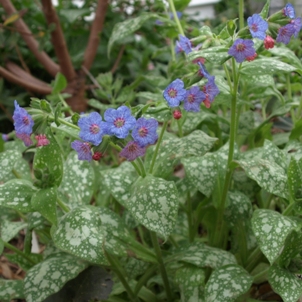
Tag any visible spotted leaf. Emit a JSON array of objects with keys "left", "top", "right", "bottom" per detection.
[
  {"left": 59, "top": 151, "right": 95, "bottom": 206},
  {"left": 287, "top": 157, "right": 302, "bottom": 201},
  {"left": 235, "top": 158, "right": 288, "bottom": 199},
  {"left": 204, "top": 264, "right": 253, "bottom": 302},
  {"left": 268, "top": 265, "right": 302, "bottom": 302},
  {"left": 262, "top": 140, "right": 287, "bottom": 171},
  {"left": 0, "top": 219, "right": 27, "bottom": 242},
  {"left": 31, "top": 187, "right": 58, "bottom": 226},
  {"left": 101, "top": 161, "right": 137, "bottom": 207},
  {"left": 0, "top": 179, "right": 36, "bottom": 212},
  {"left": 24, "top": 252, "right": 88, "bottom": 302},
  {"left": 127, "top": 175, "right": 179, "bottom": 239},
  {"left": 251, "top": 209, "right": 299, "bottom": 264},
  {"left": 0, "top": 149, "right": 21, "bottom": 182},
  {"left": 0, "top": 279, "right": 24, "bottom": 301},
  {"left": 51, "top": 206, "right": 107, "bottom": 265}
]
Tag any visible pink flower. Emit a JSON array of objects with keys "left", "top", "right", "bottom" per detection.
[
  {"left": 35, "top": 134, "right": 50, "bottom": 147},
  {"left": 264, "top": 35, "right": 275, "bottom": 49}
]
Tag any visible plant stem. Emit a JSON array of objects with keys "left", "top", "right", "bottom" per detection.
[
  {"left": 134, "top": 264, "right": 158, "bottom": 296},
  {"left": 106, "top": 252, "right": 137, "bottom": 302},
  {"left": 283, "top": 202, "right": 295, "bottom": 216},
  {"left": 149, "top": 121, "right": 168, "bottom": 174},
  {"left": 58, "top": 93, "right": 73, "bottom": 115},
  {"left": 177, "top": 119, "right": 183, "bottom": 137},
  {"left": 186, "top": 192, "right": 194, "bottom": 242},
  {"left": 245, "top": 246, "right": 263, "bottom": 273},
  {"left": 58, "top": 117, "right": 80, "bottom": 130},
  {"left": 150, "top": 231, "right": 173, "bottom": 301},
  {"left": 57, "top": 197, "right": 70, "bottom": 213},
  {"left": 167, "top": 0, "right": 184, "bottom": 36},
  {"left": 136, "top": 157, "right": 147, "bottom": 177},
  {"left": 287, "top": 74, "right": 296, "bottom": 124},
  {"left": 238, "top": 0, "right": 245, "bottom": 30},
  {"left": 3, "top": 241, "right": 37, "bottom": 264},
  {"left": 252, "top": 267, "right": 269, "bottom": 283}
]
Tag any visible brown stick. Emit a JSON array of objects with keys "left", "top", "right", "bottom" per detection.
[
  {"left": 0, "top": 0, "right": 59, "bottom": 76},
  {"left": 82, "top": 0, "right": 109, "bottom": 70},
  {"left": 111, "top": 45, "right": 125, "bottom": 74},
  {"left": 41, "top": 0, "right": 76, "bottom": 82},
  {"left": 0, "top": 66, "right": 52, "bottom": 94}
]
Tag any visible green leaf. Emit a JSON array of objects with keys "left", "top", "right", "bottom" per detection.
[
  {"left": 24, "top": 252, "right": 88, "bottom": 302},
  {"left": 204, "top": 264, "right": 253, "bottom": 302},
  {"left": 288, "top": 157, "right": 302, "bottom": 201},
  {"left": 101, "top": 162, "right": 137, "bottom": 207},
  {"left": 0, "top": 219, "right": 27, "bottom": 242},
  {"left": 0, "top": 279, "right": 24, "bottom": 300},
  {"left": 175, "top": 264, "right": 205, "bottom": 302},
  {"left": 262, "top": 139, "right": 287, "bottom": 171},
  {"left": 51, "top": 117, "right": 80, "bottom": 140},
  {"left": 108, "top": 13, "right": 158, "bottom": 55},
  {"left": 0, "top": 149, "right": 21, "bottom": 182},
  {"left": 235, "top": 158, "right": 288, "bottom": 199},
  {"left": 5, "top": 253, "right": 43, "bottom": 271},
  {"left": 52, "top": 72, "right": 67, "bottom": 94},
  {"left": 33, "top": 138, "right": 64, "bottom": 187},
  {"left": 290, "top": 119, "right": 302, "bottom": 140},
  {"left": 59, "top": 151, "right": 95, "bottom": 206},
  {"left": 240, "top": 58, "right": 297, "bottom": 75},
  {"left": 269, "top": 46, "right": 302, "bottom": 70},
  {"left": 187, "top": 46, "right": 230, "bottom": 65},
  {"left": 251, "top": 209, "right": 299, "bottom": 264},
  {"left": 268, "top": 265, "right": 302, "bottom": 302},
  {"left": 51, "top": 206, "right": 107, "bottom": 265},
  {"left": 127, "top": 175, "right": 179, "bottom": 239},
  {"left": 31, "top": 187, "right": 58, "bottom": 226},
  {"left": 59, "top": 8, "right": 90, "bottom": 23},
  {"left": 259, "top": 0, "right": 271, "bottom": 18},
  {"left": 0, "top": 179, "right": 36, "bottom": 212}
]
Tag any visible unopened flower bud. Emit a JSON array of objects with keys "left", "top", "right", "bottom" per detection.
[
  {"left": 92, "top": 151, "right": 103, "bottom": 161},
  {"left": 264, "top": 35, "right": 275, "bottom": 49},
  {"left": 246, "top": 53, "right": 258, "bottom": 62},
  {"left": 173, "top": 110, "right": 182, "bottom": 120},
  {"left": 35, "top": 134, "right": 50, "bottom": 147}
]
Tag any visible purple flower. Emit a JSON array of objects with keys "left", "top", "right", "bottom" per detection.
[
  {"left": 132, "top": 117, "right": 158, "bottom": 147},
  {"left": 163, "top": 79, "right": 186, "bottom": 107},
  {"left": 78, "top": 112, "right": 108, "bottom": 146},
  {"left": 104, "top": 106, "right": 136, "bottom": 139},
  {"left": 228, "top": 39, "right": 256, "bottom": 63},
  {"left": 184, "top": 86, "right": 206, "bottom": 112},
  {"left": 175, "top": 35, "right": 192, "bottom": 54},
  {"left": 2, "top": 134, "right": 9, "bottom": 142},
  {"left": 13, "top": 100, "right": 34, "bottom": 135},
  {"left": 16, "top": 133, "right": 33, "bottom": 147},
  {"left": 247, "top": 14, "right": 268, "bottom": 40},
  {"left": 283, "top": 3, "right": 295, "bottom": 18},
  {"left": 71, "top": 140, "right": 92, "bottom": 162},
  {"left": 276, "top": 23, "right": 296, "bottom": 44},
  {"left": 197, "top": 62, "right": 210, "bottom": 79},
  {"left": 291, "top": 17, "right": 302, "bottom": 37},
  {"left": 119, "top": 141, "right": 146, "bottom": 161},
  {"left": 203, "top": 76, "right": 220, "bottom": 103}
]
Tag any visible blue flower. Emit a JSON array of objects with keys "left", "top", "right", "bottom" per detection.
[
  {"left": 104, "top": 106, "right": 136, "bottom": 139},
  {"left": 228, "top": 39, "right": 256, "bottom": 63},
  {"left": 119, "top": 141, "right": 146, "bottom": 161},
  {"left": 202, "top": 76, "right": 220, "bottom": 108},
  {"left": 132, "top": 117, "right": 158, "bottom": 147},
  {"left": 247, "top": 14, "right": 268, "bottom": 40},
  {"left": 184, "top": 86, "right": 206, "bottom": 112},
  {"left": 163, "top": 79, "right": 186, "bottom": 107},
  {"left": 13, "top": 100, "right": 34, "bottom": 135},
  {"left": 276, "top": 23, "right": 296, "bottom": 44},
  {"left": 1, "top": 134, "right": 9, "bottom": 142},
  {"left": 175, "top": 35, "right": 192, "bottom": 54},
  {"left": 197, "top": 62, "right": 210, "bottom": 79},
  {"left": 291, "top": 17, "right": 302, "bottom": 37},
  {"left": 16, "top": 133, "right": 33, "bottom": 147},
  {"left": 283, "top": 3, "right": 295, "bottom": 18},
  {"left": 78, "top": 112, "right": 108, "bottom": 146},
  {"left": 71, "top": 140, "right": 92, "bottom": 161}
]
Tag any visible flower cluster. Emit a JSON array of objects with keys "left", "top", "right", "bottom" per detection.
[
  {"left": 71, "top": 106, "right": 158, "bottom": 162},
  {"left": 228, "top": 3, "right": 302, "bottom": 63},
  {"left": 175, "top": 35, "right": 202, "bottom": 55}
]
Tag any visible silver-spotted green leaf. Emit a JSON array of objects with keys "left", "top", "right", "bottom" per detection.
[
  {"left": 284, "top": 140, "right": 302, "bottom": 161},
  {"left": 51, "top": 206, "right": 107, "bottom": 265},
  {"left": 238, "top": 111, "right": 255, "bottom": 136},
  {"left": 235, "top": 158, "right": 288, "bottom": 199},
  {"left": 241, "top": 58, "right": 297, "bottom": 75},
  {"left": 171, "top": 242, "right": 236, "bottom": 269},
  {"left": 0, "top": 179, "right": 36, "bottom": 212},
  {"left": 125, "top": 258, "right": 149, "bottom": 279},
  {"left": 204, "top": 264, "right": 253, "bottom": 302},
  {"left": 182, "top": 153, "right": 217, "bottom": 197},
  {"left": 0, "top": 219, "right": 27, "bottom": 242},
  {"left": 24, "top": 252, "right": 88, "bottom": 302},
  {"left": 269, "top": 46, "right": 302, "bottom": 70},
  {"left": 31, "top": 187, "right": 58, "bottom": 226},
  {"left": 175, "top": 264, "right": 205, "bottom": 302},
  {"left": 0, "top": 149, "right": 21, "bottom": 182},
  {"left": 288, "top": 157, "right": 302, "bottom": 201},
  {"left": 51, "top": 119, "right": 80, "bottom": 140},
  {"left": 101, "top": 161, "right": 137, "bottom": 207},
  {"left": 5, "top": 253, "right": 43, "bottom": 271},
  {"left": 108, "top": 13, "right": 158, "bottom": 54},
  {"left": 127, "top": 175, "right": 179, "bottom": 239},
  {"left": 0, "top": 279, "right": 24, "bottom": 300},
  {"left": 4, "top": 140, "right": 27, "bottom": 152},
  {"left": 233, "top": 169, "right": 260, "bottom": 200},
  {"left": 187, "top": 46, "right": 230, "bottom": 64},
  {"left": 251, "top": 209, "right": 299, "bottom": 264},
  {"left": 33, "top": 138, "right": 63, "bottom": 187},
  {"left": 262, "top": 140, "right": 287, "bottom": 171},
  {"left": 268, "top": 265, "right": 302, "bottom": 302},
  {"left": 59, "top": 151, "right": 95, "bottom": 206}
]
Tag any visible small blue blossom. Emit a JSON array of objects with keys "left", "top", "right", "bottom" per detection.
[
  {"left": 276, "top": 23, "right": 296, "bottom": 44},
  {"left": 132, "top": 117, "right": 158, "bottom": 147},
  {"left": 291, "top": 17, "right": 302, "bottom": 37},
  {"left": 228, "top": 39, "right": 256, "bottom": 63},
  {"left": 283, "top": 3, "right": 295, "bottom": 18},
  {"left": 247, "top": 14, "right": 268, "bottom": 40},
  {"left": 175, "top": 35, "right": 192, "bottom": 54},
  {"left": 197, "top": 62, "right": 210, "bottom": 79},
  {"left": 13, "top": 100, "right": 34, "bottom": 135},
  {"left": 202, "top": 76, "right": 220, "bottom": 108},
  {"left": 1, "top": 134, "right": 9, "bottom": 141},
  {"left": 163, "top": 79, "right": 186, "bottom": 107},
  {"left": 184, "top": 86, "right": 206, "bottom": 112},
  {"left": 71, "top": 140, "right": 92, "bottom": 162},
  {"left": 104, "top": 106, "right": 136, "bottom": 139},
  {"left": 78, "top": 112, "right": 108, "bottom": 146},
  {"left": 16, "top": 133, "right": 33, "bottom": 147},
  {"left": 119, "top": 141, "right": 146, "bottom": 161}
]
